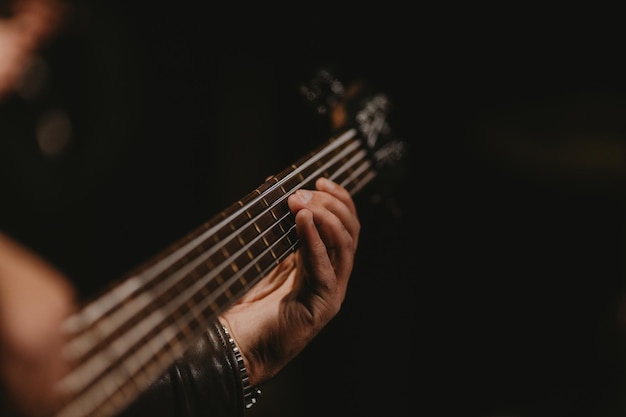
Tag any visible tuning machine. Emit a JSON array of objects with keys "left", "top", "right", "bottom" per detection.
[{"left": 298, "top": 67, "right": 345, "bottom": 115}]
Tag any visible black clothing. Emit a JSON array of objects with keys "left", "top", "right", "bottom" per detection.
[{"left": 118, "top": 322, "right": 244, "bottom": 417}]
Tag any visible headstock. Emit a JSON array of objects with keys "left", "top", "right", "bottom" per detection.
[{"left": 299, "top": 66, "right": 408, "bottom": 218}]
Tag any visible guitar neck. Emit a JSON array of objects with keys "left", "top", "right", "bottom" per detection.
[{"left": 53, "top": 127, "right": 377, "bottom": 417}]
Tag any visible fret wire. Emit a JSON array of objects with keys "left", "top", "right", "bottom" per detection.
[
  {"left": 63, "top": 152, "right": 360, "bottom": 368},
  {"left": 64, "top": 129, "right": 361, "bottom": 336},
  {"left": 60, "top": 149, "right": 374, "bottom": 408},
  {"left": 173, "top": 156, "right": 380, "bottom": 348},
  {"left": 195, "top": 155, "right": 374, "bottom": 300},
  {"left": 55, "top": 166, "right": 377, "bottom": 417},
  {"left": 59, "top": 160, "right": 374, "bottom": 417},
  {"left": 62, "top": 134, "right": 366, "bottom": 362},
  {"left": 63, "top": 129, "right": 360, "bottom": 338},
  {"left": 63, "top": 160, "right": 364, "bottom": 410},
  {"left": 55, "top": 222, "right": 303, "bottom": 417},
  {"left": 169, "top": 156, "right": 378, "bottom": 339},
  {"left": 55, "top": 132, "right": 375, "bottom": 417}
]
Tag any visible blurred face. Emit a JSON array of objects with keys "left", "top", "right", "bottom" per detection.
[{"left": 0, "top": 0, "right": 67, "bottom": 99}]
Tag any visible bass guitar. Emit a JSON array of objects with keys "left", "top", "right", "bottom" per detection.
[{"left": 52, "top": 68, "right": 406, "bottom": 417}]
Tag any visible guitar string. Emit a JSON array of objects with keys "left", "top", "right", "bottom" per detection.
[
  {"left": 53, "top": 139, "right": 375, "bottom": 417},
  {"left": 60, "top": 133, "right": 363, "bottom": 364},
  {"left": 61, "top": 128, "right": 360, "bottom": 336},
  {"left": 55, "top": 150, "right": 376, "bottom": 417},
  {"left": 59, "top": 143, "right": 370, "bottom": 393}
]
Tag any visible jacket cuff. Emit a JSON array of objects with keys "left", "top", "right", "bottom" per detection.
[{"left": 117, "top": 322, "right": 244, "bottom": 417}]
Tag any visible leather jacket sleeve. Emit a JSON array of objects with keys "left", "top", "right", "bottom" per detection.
[{"left": 116, "top": 322, "right": 245, "bottom": 417}]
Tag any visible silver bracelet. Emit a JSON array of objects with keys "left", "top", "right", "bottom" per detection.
[{"left": 221, "top": 324, "right": 262, "bottom": 409}]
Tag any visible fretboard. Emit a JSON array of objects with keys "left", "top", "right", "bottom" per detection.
[{"left": 52, "top": 127, "right": 377, "bottom": 417}]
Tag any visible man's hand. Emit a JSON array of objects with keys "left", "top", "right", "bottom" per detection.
[{"left": 220, "top": 177, "right": 360, "bottom": 385}]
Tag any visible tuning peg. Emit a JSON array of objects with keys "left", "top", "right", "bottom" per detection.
[{"left": 298, "top": 67, "right": 345, "bottom": 115}]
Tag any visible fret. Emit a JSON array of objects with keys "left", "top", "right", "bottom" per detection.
[
  {"left": 250, "top": 207, "right": 288, "bottom": 238},
  {"left": 71, "top": 129, "right": 360, "bottom": 331},
  {"left": 53, "top": 124, "right": 396, "bottom": 417},
  {"left": 63, "top": 141, "right": 370, "bottom": 383},
  {"left": 66, "top": 208, "right": 301, "bottom": 367}
]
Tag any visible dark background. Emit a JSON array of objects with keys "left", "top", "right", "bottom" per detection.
[{"left": 2, "top": 2, "right": 626, "bottom": 416}]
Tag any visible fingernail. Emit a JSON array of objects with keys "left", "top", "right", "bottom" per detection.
[
  {"left": 296, "top": 189, "right": 312, "bottom": 203},
  {"left": 320, "top": 177, "right": 335, "bottom": 189}
]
